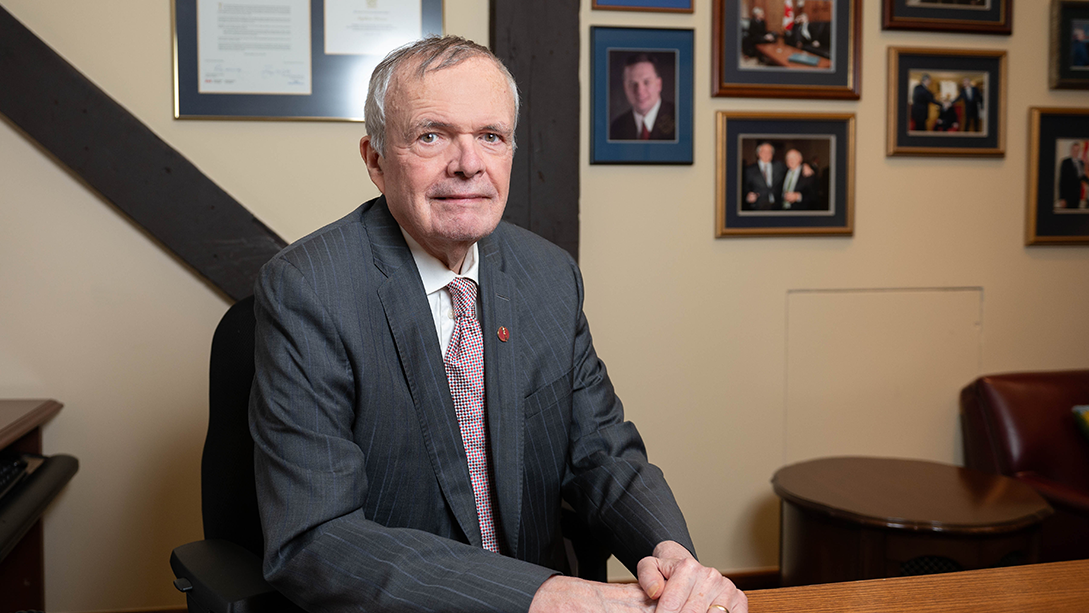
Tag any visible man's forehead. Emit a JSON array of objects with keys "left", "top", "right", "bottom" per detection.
[
  {"left": 384, "top": 64, "right": 515, "bottom": 137},
  {"left": 624, "top": 62, "right": 659, "bottom": 78}
]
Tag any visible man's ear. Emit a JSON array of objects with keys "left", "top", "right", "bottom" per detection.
[{"left": 360, "top": 135, "right": 386, "bottom": 193}]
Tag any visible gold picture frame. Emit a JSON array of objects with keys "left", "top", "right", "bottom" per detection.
[
  {"left": 1026, "top": 107, "right": 1089, "bottom": 245},
  {"left": 715, "top": 112, "right": 855, "bottom": 237},
  {"left": 887, "top": 47, "right": 1006, "bottom": 157}
]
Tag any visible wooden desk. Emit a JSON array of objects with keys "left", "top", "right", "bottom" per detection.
[
  {"left": 772, "top": 456, "right": 1052, "bottom": 586},
  {"left": 754, "top": 43, "right": 831, "bottom": 70},
  {"left": 747, "top": 559, "right": 1089, "bottom": 612},
  {"left": 0, "top": 399, "right": 78, "bottom": 611}
]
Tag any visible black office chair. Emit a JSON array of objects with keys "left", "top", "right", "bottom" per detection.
[{"left": 171, "top": 297, "right": 609, "bottom": 612}]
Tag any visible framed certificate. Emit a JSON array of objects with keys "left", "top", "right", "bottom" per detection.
[{"left": 173, "top": 0, "right": 443, "bottom": 120}]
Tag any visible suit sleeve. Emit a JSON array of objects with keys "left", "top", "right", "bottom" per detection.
[
  {"left": 250, "top": 257, "right": 554, "bottom": 613},
  {"left": 557, "top": 260, "right": 696, "bottom": 573}
]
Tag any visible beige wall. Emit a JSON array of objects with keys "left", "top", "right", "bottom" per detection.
[{"left": 0, "top": 0, "right": 1086, "bottom": 610}]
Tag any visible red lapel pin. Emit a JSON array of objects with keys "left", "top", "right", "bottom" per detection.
[{"left": 497, "top": 326, "right": 510, "bottom": 342}]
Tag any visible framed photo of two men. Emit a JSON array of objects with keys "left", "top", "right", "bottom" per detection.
[
  {"left": 590, "top": 27, "right": 695, "bottom": 164},
  {"left": 713, "top": 0, "right": 862, "bottom": 100},
  {"left": 1027, "top": 108, "right": 1089, "bottom": 245},
  {"left": 887, "top": 47, "right": 1006, "bottom": 157},
  {"left": 715, "top": 112, "right": 855, "bottom": 237},
  {"left": 1050, "top": 0, "right": 1089, "bottom": 89},
  {"left": 882, "top": 0, "right": 1013, "bottom": 35}
]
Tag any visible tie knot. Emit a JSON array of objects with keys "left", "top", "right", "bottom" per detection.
[{"left": 447, "top": 277, "right": 478, "bottom": 319}]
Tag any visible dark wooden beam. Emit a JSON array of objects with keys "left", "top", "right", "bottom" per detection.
[
  {"left": 491, "top": 0, "right": 581, "bottom": 260},
  {"left": 0, "top": 5, "right": 286, "bottom": 301}
]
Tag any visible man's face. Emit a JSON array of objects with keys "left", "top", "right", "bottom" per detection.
[
  {"left": 362, "top": 56, "right": 515, "bottom": 265},
  {"left": 962, "top": 78, "right": 971, "bottom": 88},
  {"left": 785, "top": 150, "right": 802, "bottom": 170},
  {"left": 1073, "top": 142, "right": 1083, "bottom": 158},
  {"left": 757, "top": 144, "right": 774, "bottom": 163},
  {"left": 623, "top": 61, "right": 663, "bottom": 117}
]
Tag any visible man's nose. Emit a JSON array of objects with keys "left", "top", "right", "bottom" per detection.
[{"left": 448, "top": 135, "right": 484, "bottom": 178}]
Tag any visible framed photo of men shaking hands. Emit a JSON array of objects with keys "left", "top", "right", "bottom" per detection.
[
  {"left": 887, "top": 47, "right": 1006, "bottom": 157},
  {"left": 715, "top": 112, "right": 855, "bottom": 237}
]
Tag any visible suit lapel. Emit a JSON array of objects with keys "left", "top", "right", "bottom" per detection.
[
  {"left": 479, "top": 233, "right": 524, "bottom": 557},
  {"left": 366, "top": 199, "right": 482, "bottom": 547}
]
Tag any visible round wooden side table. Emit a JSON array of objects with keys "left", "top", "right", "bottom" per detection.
[{"left": 771, "top": 456, "right": 1053, "bottom": 587}]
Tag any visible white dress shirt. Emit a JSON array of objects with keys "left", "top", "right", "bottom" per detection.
[
  {"left": 632, "top": 98, "right": 662, "bottom": 137},
  {"left": 401, "top": 229, "right": 480, "bottom": 357}
]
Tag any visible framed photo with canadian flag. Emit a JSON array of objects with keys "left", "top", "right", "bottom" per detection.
[{"left": 713, "top": 0, "right": 862, "bottom": 99}]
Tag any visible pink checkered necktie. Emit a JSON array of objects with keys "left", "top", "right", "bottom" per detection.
[{"left": 444, "top": 277, "right": 498, "bottom": 552}]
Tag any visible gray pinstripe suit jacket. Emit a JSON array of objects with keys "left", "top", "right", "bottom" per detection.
[{"left": 250, "top": 197, "right": 694, "bottom": 612}]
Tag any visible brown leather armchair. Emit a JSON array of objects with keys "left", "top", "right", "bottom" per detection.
[{"left": 960, "top": 370, "right": 1089, "bottom": 562}]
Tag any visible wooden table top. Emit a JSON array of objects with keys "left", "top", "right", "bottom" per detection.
[
  {"left": 0, "top": 399, "right": 62, "bottom": 450},
  {"left": 747, "top": 559, "right": 1089, "bottom": 613},
  {"left": 772, "top": 456, "right": 1052, "bottom": 534},
  {"left": 754, "top": 43, "right": 832, "bottom": 70}
]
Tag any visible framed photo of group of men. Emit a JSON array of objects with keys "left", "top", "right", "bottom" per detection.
[
  {"left": 712, "top": 0, "right": 862, "bottom": 99},
  {"left": 886, "top": 47, "right": 1006, "bottom": 157}
]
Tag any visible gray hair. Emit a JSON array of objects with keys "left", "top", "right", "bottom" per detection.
[{"left": 364, "top": 36, "right": 521, "bottom": 156}]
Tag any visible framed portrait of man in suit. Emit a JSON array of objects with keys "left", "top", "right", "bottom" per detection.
[
  {"left": 716, "top": 112, "right": 854, "bottom": 237},
  {"left": 883, "top": 0, "right": 1013, "bottom": 35},
  {"left": 887, "top": 47, "right": 1006, "bottom": 157},
  {"left": 1050, "top": 0, "right": 1089, "bottom": 89},
  {"left": 1026, "top": 107, "right": 1089, "bottom": 245},
  {"left": 591, "top": 27, "right": 694, "bottom": 164}
]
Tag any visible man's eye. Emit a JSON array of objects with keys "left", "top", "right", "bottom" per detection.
[
  {"left": 483, "top": 133, "right": 500, "bottom": 143},
  {"left": 419, "top": 133, "right": 437, "bottom": 143}
]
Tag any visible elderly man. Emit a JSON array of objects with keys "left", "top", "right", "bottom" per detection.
[
  {"left": 781, "top": 149, "right": 818, "bottom": 210},
  {"left": 608, "top": 53, "right": 676, "bottom": 141},
  {"left": 742, "top": 141, "right": 785, "bottom": 210},
  {"left": 742, "top": 7, "right": 776, "bottom": 59},
  {"left": 250, "top": 35, "right": 746, "bottom": 613}
]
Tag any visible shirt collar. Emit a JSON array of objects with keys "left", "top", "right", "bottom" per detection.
[
  {"left": 400, "top": 228, "right": 480, "bottom": 296},
  {"left": 634, "top": 97, "right": 663, "bottom": 134}
]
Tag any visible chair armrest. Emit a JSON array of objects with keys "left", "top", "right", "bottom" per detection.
[
  {"left": 170, "top": 539, "right": 304, "bottom": 613},
  {"left": 1015, "top": 472, "right": 1089, "bottom": 512}
]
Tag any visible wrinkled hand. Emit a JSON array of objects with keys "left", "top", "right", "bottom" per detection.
[
  {"left": 636, "top": 541, "right": 747, "bottom": 613},
  {"left": 529, "top": 575, "right": 655, "bottom": 613}
]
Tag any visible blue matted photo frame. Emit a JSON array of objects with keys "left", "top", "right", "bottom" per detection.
[
  {"left": 592, "top": 0, "right": 694, "bottom": 12},
  {"left": 716, "top": 112, "right": 854, "bottom": 237},
  {"left": 591, "top": 27, "right": 694, "bottom": 165},
  {"left": 173, "top": 0, "right": 443, "bottom": 120}
]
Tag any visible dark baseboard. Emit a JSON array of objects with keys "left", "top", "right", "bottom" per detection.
[{"left": 725, "top": 567, "right": 781, "bottom": 591}]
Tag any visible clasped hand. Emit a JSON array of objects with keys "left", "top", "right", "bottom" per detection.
[{"left": 529, "top": 541, "right": 747, "bottom": 613}]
